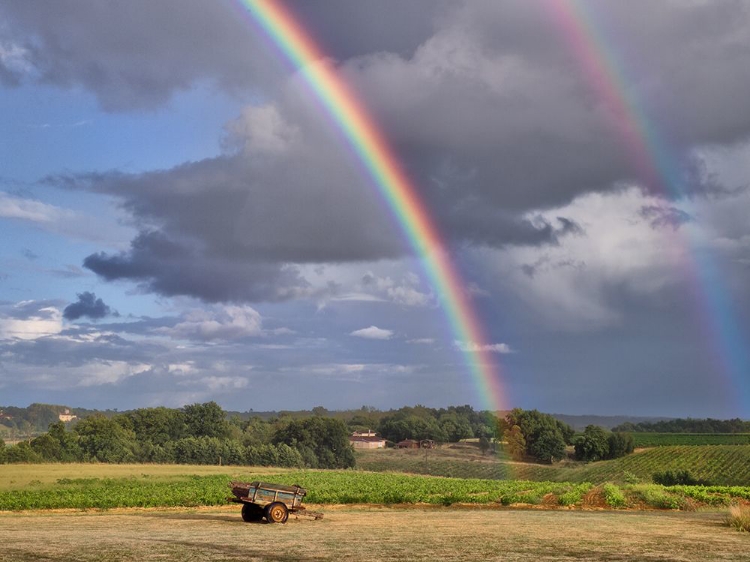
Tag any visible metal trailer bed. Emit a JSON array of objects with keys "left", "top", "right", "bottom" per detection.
[{"left": 228, "top": 481, "right": 323, "bottom": 523}]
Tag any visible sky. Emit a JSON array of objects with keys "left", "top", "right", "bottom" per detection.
[{"left": 1, "top": 0, "right": 750, "bottom": 417}]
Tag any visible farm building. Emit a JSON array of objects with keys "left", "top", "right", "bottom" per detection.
[
  {"left": 397, "top": 439, "right": 420, "bottom": 449},
  {"left": 58, "top": 409, "right": 77, "bottom": 423},
  {"left": 349, "top": 430, "right": 386, "bottom": 449}
]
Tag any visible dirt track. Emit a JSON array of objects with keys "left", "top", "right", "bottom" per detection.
[{"left": 1, "top": 506, "right": 747, "bottom": 561}]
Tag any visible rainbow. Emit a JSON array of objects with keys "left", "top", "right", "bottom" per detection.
[
  {"left": 236, "top": 0, "right": 508, "bottom": 412},
  {"left": 548, "top": 0, "right": 749, "bottom": 414}
]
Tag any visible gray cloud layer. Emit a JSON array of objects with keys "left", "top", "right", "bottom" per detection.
[
  {"left": 16, "top": 1, "right": 750, "bottom": 305},
  {"left": 62, "top": 292, "right": 115, "bottom": 321}
]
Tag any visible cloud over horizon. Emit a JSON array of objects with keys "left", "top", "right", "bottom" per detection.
[{"left": 1, "top": 1, "right": 750, "bottom": 416}]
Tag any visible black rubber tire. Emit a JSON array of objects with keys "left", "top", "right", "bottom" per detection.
[
  {"left": 265, "top": 502, "right": 289, "bottom": 524},
  {"left": 241, "top": 503, "right": 263, "bottom": 522}
]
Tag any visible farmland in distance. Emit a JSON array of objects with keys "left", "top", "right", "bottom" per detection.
[{"left": 355, "top": 443, "right": 750, "bottom": 486}]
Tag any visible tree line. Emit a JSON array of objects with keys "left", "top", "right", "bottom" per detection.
[
  {"left": 500, "top": 409, "right": 633, "bottom": 463},
  {"left": 1, "top": 403, "right": 644, "bottom": 467},
  {"left": 612, "top": 418, "right": 750, "bottom": 434},
  {"left": 0, "top": 402, "right": 354, "bottom": 469}
]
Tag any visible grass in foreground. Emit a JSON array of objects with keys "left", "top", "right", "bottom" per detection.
[
  {"left": 2, "top": 508, "right": 748, "bottom": 562},
  {"left": 727, "top": 505, "right": 750, "bottom": 532}
]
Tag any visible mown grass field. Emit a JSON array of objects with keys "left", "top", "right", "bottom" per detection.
[
  {"left": 3, "top": 507, "right": 748, "bottom": 562},
  {"left": 356, "top": 444, "right": 750, "bottom": 485}
]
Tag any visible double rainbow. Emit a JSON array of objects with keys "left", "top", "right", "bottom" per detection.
[{"left": 238, "top": 0, "right": 508, "bottom": 412}]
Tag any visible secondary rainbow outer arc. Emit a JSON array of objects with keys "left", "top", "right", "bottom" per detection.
[
  {"left": 548, "top": 0, "right": 750, "bottom": 412},
  {"left": 238, "top": 0, "right": 508, "bottom": 412}
]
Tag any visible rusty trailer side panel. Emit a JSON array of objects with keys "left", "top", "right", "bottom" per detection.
[{"left": 229, "top": 481, "right": 306, "bottom": 510}]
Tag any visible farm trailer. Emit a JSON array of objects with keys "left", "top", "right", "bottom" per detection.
[{"left": 228, "top": 481, "right": 323, "bottom": 523}]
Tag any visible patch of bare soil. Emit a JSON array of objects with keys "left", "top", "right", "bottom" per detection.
[
  {"left": 1, "top": 507, "right": 748, "bottom": 562},
  {"left": 582, "top": 486, "right": 608, "bottom": 509}
]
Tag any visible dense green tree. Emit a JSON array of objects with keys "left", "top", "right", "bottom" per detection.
[
  {"left": 439, "top": 412, "right": 473, "bottom": 442},
  {"left": 118, "top": 407, "right": 187, "bottom": 446},
  {"left": 74, "top": 414, "right": 137, "bottom": 463},
  {"left": 378, "top": 414, "right": 448, "bottom": 443},
  {"left": 273, "top": 417, "right": 355, "bottom": 468},
  {"left": 183, "top": 402, "right": 231, "bottom": 439},
  {"left": 47, "top": 421, "right": 82, "bottom": 461},
  {"left": 529, "top": 427, "right": 567, "bottom": 464},
  {"left": 30, "top": 433, "right": 62, "bottom": 461},
  {"left": 241, "top": 417, "right": 273, "bottom": 447},
  {"left": 504, "top": 409, "right": 572, "bottom": 464},
  {"left": 5, "top": 441, "right": 41, "bottom": 463},
  {"left": 606, "top": 432, "right": 634, "bottom": 459},
  {"left": 0, "top": 437, "right": 6, "bottom": 464},
  {"left": 574, "top": 425, "right": 611, "bottom": 461},
  {"left": 503, "top": 425, "right": 527, "bottom": 461}
]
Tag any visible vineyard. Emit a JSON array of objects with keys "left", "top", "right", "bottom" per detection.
[
  {"left": 0, "top": 469, "right": 749, "bottom": 512},
  {"left": 631, "top": 433, "right": 750, "bottom": 447},
  {"left": 571, "top": 445, "right": 750, "bottom": 485},
  {"left": 357, "top": 445, "right": 750, "bottom": 486}
]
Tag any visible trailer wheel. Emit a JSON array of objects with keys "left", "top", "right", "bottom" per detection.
[
  {"left": 265, "top": 502, "right": 289, "bottom": 524},
  {"left": 241, "top": 503, "right": 263, "bottom": 522}
]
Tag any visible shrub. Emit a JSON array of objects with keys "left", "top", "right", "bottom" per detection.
[
  {"left": 727, "top": 505, "right": 750, "bottom": 532},
  {"left": 602, "top": 483, "right": 627, "bottom": 508},
  {"left": 558, "top": 483, "right": 593, "bottom": 506},
  {"left": 653, "top": 470, "right": 708, "bottom": 486},
  {"left": 623, "top": 471, "right": 640, "bottom": 484},
  {"left": 5, "top": 441, "right": 42, "bottom": 463},
  {"left": 633, "top": 484, "right": 688, "bottom": 510}
]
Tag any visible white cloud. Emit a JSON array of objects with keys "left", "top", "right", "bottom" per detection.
[
  {"left": 408, "top": 338, "right": 435, "bottom": 345},
  {"left": 0, "top": 302, "right": 63, "bottom": 340},
  {"left": 0, "top": 42, "right": 32, "bottom": 75},
  {"left": 77, "top": 361, "right": 151, "bottom": 387},
  {"left": 350, "top": 326, "right": 394, "bottom": 340},
  {"left": 0, "top": 191, "right": 133, "bottom": 246},
  {"left": 159, "top": 305, "right": 263, "bottom": 341},
  {"left": 476, "top": 187, "right": 701, "bottom": 330},
  {"left": 361, "top": 271, "right": 431, "bottom": 306},
  {"left": 455, "top": 340, "right": 514, "bottom": 354},
  {"left": 224, "top": 104, "right": 299, "bottom": 155},
  {"left": 0, "top": 192, "right": 66, "bottom": 223}
]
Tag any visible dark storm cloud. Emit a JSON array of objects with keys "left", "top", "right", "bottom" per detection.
[
  {"left": 26, "top": 1, "right": 750, "bottom": 305},
  {"left": 638, "top": 206, "right": 693, "bottom": 231},
  {"left": 0, "top": 0, "right": 270, "bottom": 110},
  {"left": 0, "top": 0, "right": 449, "bottom": 112},
  {"left": 284, "top": 0, "right": 450, "bottom": 60},
  {"left": 340, "top": 1, "right": 750, "bottom": 211},
  {"left": 63, "top": 292, "right": 116, "bottom": 321}
]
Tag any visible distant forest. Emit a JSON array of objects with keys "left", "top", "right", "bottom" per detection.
[
  {"left": 1, "top": 402, "right": 747, "bottom": 469},
  {"left": 612, "top": 418, "right": 750, "bottom": 433}
]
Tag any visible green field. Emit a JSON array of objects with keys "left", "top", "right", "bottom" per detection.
[
  {"left": 1, "top": 464, "right": 749, "bottom": 512},
  {"left": 631, "top": 433, "right": 750, "bottom": 447},
  {"left": 356, "top": 444, "right": 750, "bottom": 485}
]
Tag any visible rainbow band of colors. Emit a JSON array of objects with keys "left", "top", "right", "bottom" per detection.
[
  {"left": 548, "top": 0, "right": 749, "bottom": 412},
  {"left": 238, "top": 0, "right": 507, "bottom": 411}
]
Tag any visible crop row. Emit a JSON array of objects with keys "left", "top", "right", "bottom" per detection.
[
  {"left": 0, "top": 471, "right": 748, "bottom": 512},
  {"left": 574, "top": 445, "right": 750, "bottom": 485},
  {"left": 357, "top": 445, "right": 750, "bottom": 486},
  {"left": 631, "top": 434, "right": 750, "bottom": 447}
]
